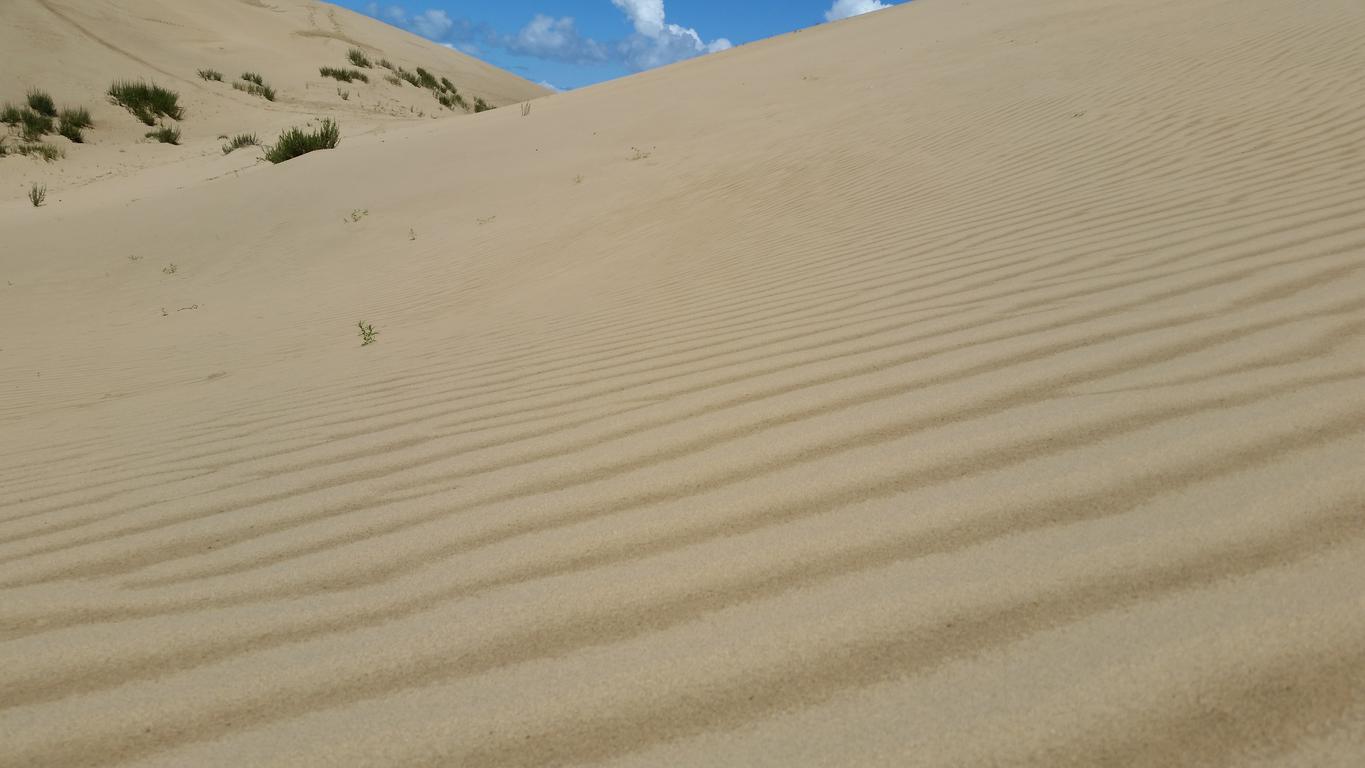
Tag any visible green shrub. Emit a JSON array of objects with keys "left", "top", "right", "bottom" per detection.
[
  {"left": 19, "top": 108, "right": 54, "bottom": 141},
  {"left": 264, "top": 119, "right": 339, "bottom": 163},
  {"left": 198, "top": 68, "right": 224, "bottom": 81},
  {"left": 347, "top": 48, "right": 372, "bottom": 68},
  {"left": 221, "top": 132, "right": 260, "bottom": 154},
  {"left": 473, "top": 97, "right": 492, "bottom": 113},
  {"left": 108, "top": 81, "right": 184, "bottom": 125},
  {"left": 29, "top": 183, "right": 46, "bottom": 207},
  {"left": 319, "top": 67, "right": 368, "bottom": 84},
  {"left": 242, "top": 72, "right": 264, "bottom": 86},
  {"left": 1, "top": 104, "right": 21, "bottom": 125},
  {"left": 26, "top": 89, "right": 57, "bottom": 117},
  {"left": 146, "top": 125, "right": 181, "bottom": 145}
]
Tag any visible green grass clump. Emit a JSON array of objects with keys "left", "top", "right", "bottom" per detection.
[
  {"left": 439, "top": 77, "right": 458, "bottom": 94},
  {"left": 221, "top": 133, "right": 260, "bottom": 154},
  {"left": 242, "top": 72, "right": 265, "bottom": 86},
  {"left": 383, "top": 74, "right": 402, "bottom": 87},
  {"left": 347, "top": 48, "right": 372, "bottom": 68},
  {"left": 198, "top": 68, "right": 224, "bottom": 81},
  {"left": 264, "top": 119, "right": 339, "bottom": 163},
  {"left": 473, "top": 97, "right": 492, "bottom": 113},
  {"left": 19, "top": 109, "right": 55, "bottom": 141},
  {"left": 377, "top": 58, "right": 394, "bottom": 70},
  {"left": 146, "top": 125, "right": 181, "bottom": 145},
  {"left": 29, "top": 183, "right": 47, "bottom": 207},
  {"left": 16, "top": 142, "right": 63, "bottom": 162},
  {"left": 319, "top": 67, "right": 369, "bottom": 84},
  {"left": 26, "top": 89, "right": 57, "bottom": 117},
  {"left": 0, "top": 104, "right": 21, "bottom": 125},
  {"left": 108, "top": 81, "right": 184, "bottom": 125},
  {"left": 58, "top": 107, "right": 93, "bottom": 143},
  {"left": 414, "top": 67, "right": 439, "bottom": 90},
  {"left": 396, "top": 68, "right": 421, "bottom": 87},
  {"left": 232, "top": 81, "right": 277, "bottom": 101}
]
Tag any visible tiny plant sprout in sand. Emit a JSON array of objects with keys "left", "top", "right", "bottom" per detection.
[{"left": 357, "top": 321, "right": 378, "bottom": 346}]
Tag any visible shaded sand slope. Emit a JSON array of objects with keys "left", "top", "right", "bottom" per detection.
[
  {"left": 3, "top": 0, "right": 1365, "bottom": 765},
  {"left": 0, "top": 0, "right": 547, "bottom": 201}
]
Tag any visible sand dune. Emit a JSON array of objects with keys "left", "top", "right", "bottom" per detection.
[
  {"left": 0, "top": 0, "right": 546, "bottom": 202},
  {"left": 2, "top": 0, "right": 1365, "bottom": 765}
]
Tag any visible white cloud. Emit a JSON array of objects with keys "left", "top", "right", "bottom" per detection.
[
  {"left": 537, "top": 80, "right": 564, "bottom": 92},
  {"left": 825, "top": 0, "right": 892, "bottom": 22},
  {"left": 507, "top": 15, "right": 609, "bottom": 64},
  {"left": 610, "top": 0, "right": 730, "bottom": 70},
  {"left": 410, "top": 9, "right": 454, "bottom": 40}
]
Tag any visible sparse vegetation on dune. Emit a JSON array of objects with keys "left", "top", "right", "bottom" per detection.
[
  {"left": 414, "top": 67, "right": 440, "bottom": 90},
  {"left": 384, "top": 74, "right": 402, "bottom": 87},
  {"left": 57, "top": 107, "right": 93, "bottom": 143},
  {"left": 232, "top": 81, "right": 277, "bottom": 101},
  {"left": 16, "top": 142, "right": 63, "bottom": 162},
  {"left": 264, "top": 119, "right": 339, "bottom": 163},
  {"left": 26, "top": 89, "right": 57, "bottom": 117},
  {"left": 18, "top": 108, "right": 55, "bottom": 141},
  {"left": 1, "top": 103, "right": 22, "bottom": 125},
  {"left": 221, "top": 133, "right": 260, "bottom": 154},
  {"left": 29, "top": 183, "right": 46, "bottom": 207},
  {"left": 108, "top": 81, "right": 184, "bottom": 125},
  {"left": 320, "top": 67, "right": 369, "bottom": 84},
  {"left": 347, "top": 48, "right": 372, "bottom": 68},
  {"left": 146, "top": 125, "right": 181, "bottom": 145},
  {"left": 197, "top": 68, "right": 224, "bottom": 82},
  {"left": 396, "top": 68, "right": 421, "bottom": 88},
  {"left": 357, "top": 321, "right": 378, "bottom": 346},
  {"left": 440, "top": 76, "right": 457, "bottom": 93},
  {"left": 241, "top": 72, "right": 265, "bottom": 86},
  {"left": 473, "top": 97, "right": 492, "bottom": 112},
  {"left": 377, "top": 58, "right": 394, "bottom": 70}
]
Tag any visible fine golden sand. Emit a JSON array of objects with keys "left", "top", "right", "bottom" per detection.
[{"left": 2, "top": 0, "right": 1364, "bottom": 765}]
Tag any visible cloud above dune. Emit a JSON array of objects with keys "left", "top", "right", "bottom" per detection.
[
  {"left": 364, "top": 1, "right": 728, "bottom": 72},
  {"left": 825, "top": 0, "right": 893, "bottom": 22}
]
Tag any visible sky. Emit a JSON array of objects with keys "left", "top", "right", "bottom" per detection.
[{"left": 335, "top": 0, "right": 900, "bottom": 91}]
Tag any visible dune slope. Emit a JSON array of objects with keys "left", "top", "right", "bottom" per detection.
[
  {"left": 0, "top": 0, "right": 547, "bottom": 201},
  {"left": 2, "top": 0, "right": 1365, "bottom": 765}
]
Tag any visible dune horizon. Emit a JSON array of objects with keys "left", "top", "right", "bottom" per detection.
[{"left": 2, "top": 0, "right": 1365, "bottom": 765}]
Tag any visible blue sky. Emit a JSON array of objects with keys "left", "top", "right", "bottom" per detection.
[{"left": 336, "top": 0, "right": 899, "bottom": 90}]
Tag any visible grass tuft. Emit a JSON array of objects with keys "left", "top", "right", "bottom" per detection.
[
  {"left": 414, "top": 67, "right": 439, "bottom": 90},
  {"left": 29, "top": 183, "right": 47, "bottom": 207},
  {"left": 440, "top": 77, "right": 457, "bottom": 94},
  {"left": 108, "top": 81, "right": 184, "bottom": 125},
  {"left": 232, "top": 81, "right": 277, "bottom": 101},
  {"left": 319, "top": 67, "right": 369, "bottom": 84},
  {"left": 264, "top": 119, "right": 340, "bottom": 163},
  {"left": 1, "top": 103, "right": 22, "bottom": 125},
  {"left": 16, "top": 142, "right": 64, "bottom": 162},
  {"left": 347, "top": 48, "right": 372, "bottom": 68},
  {"left": 26, "top": 89, "right": 57, "bottom": 117},
  {"left": 396, "top": 68, "right": 421, "bottom": 88},
  {"left": 221, "top": 132, "right": 260, "bottom": 154},
  {"left": 146, "top": 125, "right": 181, "bottom": 145},
  {"left": 198, "top": 68, "right": 224, "bottom": 82},
  {"left": 19, "top": 108, "right": 55, "bottom": 141},
  {"left": 241, "top": 72, "right": 265, "bottom": 86},
  {"left": 378, "top": 58, "right": 395, "bottom": 70},
  {"left": 473, "top": 97, "right": 492, "bottom": 113},
  {"left": 384, "top": 74, "right": 402, "bottom": 87}
]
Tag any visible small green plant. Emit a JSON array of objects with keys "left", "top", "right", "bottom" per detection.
[
  {"left": 347, "top": 208, "right": 368, "bottom": 222},
  {"left": 29, "top": 183, "right": 46, "bottom": 207},
  {"left": 26, "top": 89, "right": 57, "bottom": 117},
  {"left": 162, "top": 263, "right": 177, "bottom": 275},
  {"left": 357, "top": 321, "right": 378, "bottom": 346},
  {"left": 15, "top": 142, "right": 63, "bottom": 161},
  {"left": 396, "top": 68, "right": 421, "bottom": 87},
  {"left": 384, "top": 74, "right": 402, "bottom": 87},
  {"left": 0, "top": 103, "right": 21, "bottom": 125},
  {"left": 319, "top": 67, "right": 369, "bottom": 84},
  {"left": 19, "top": 108, "right": 55, "bottom": 141},
  {"left": 198, "top": 68, "right": 224, "bottom": 81},
  {"left": 242, "top": 72, "right": 265, "bottom": 86},
  {"left": 108, "top": 81, "right": 184, "bottom": 125},
  {"left": 221, "top": 133, "right": 260, "bottom": 154},
  {"left": 377, "top": 58, "right": 394, "bottom": 70},
  {"left": 231, "top": 81, "right": 276, "bottom": 101},
  {"left": 57, "top": 107, "right": 92, "bottom": 143},
  {"left": 264, "top": 119, "right": 340, "bottom": 163},
  {"left": 347, "top": 48, "right": 372, "bottom": 68},
  {"left": 473, "top": 97, "right": 492, "bottom": 113},
  {"left": 146, "top": 125, "right": 181, "bottom": 145}
]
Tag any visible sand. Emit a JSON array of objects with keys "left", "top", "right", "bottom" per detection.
[{"left": 2, "top": 0, "right": 1364, "bottom": 765}]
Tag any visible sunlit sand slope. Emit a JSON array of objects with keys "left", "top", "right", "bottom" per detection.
[{"left": 1, "top": 0, "right": 1364, "bottom": 765}]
